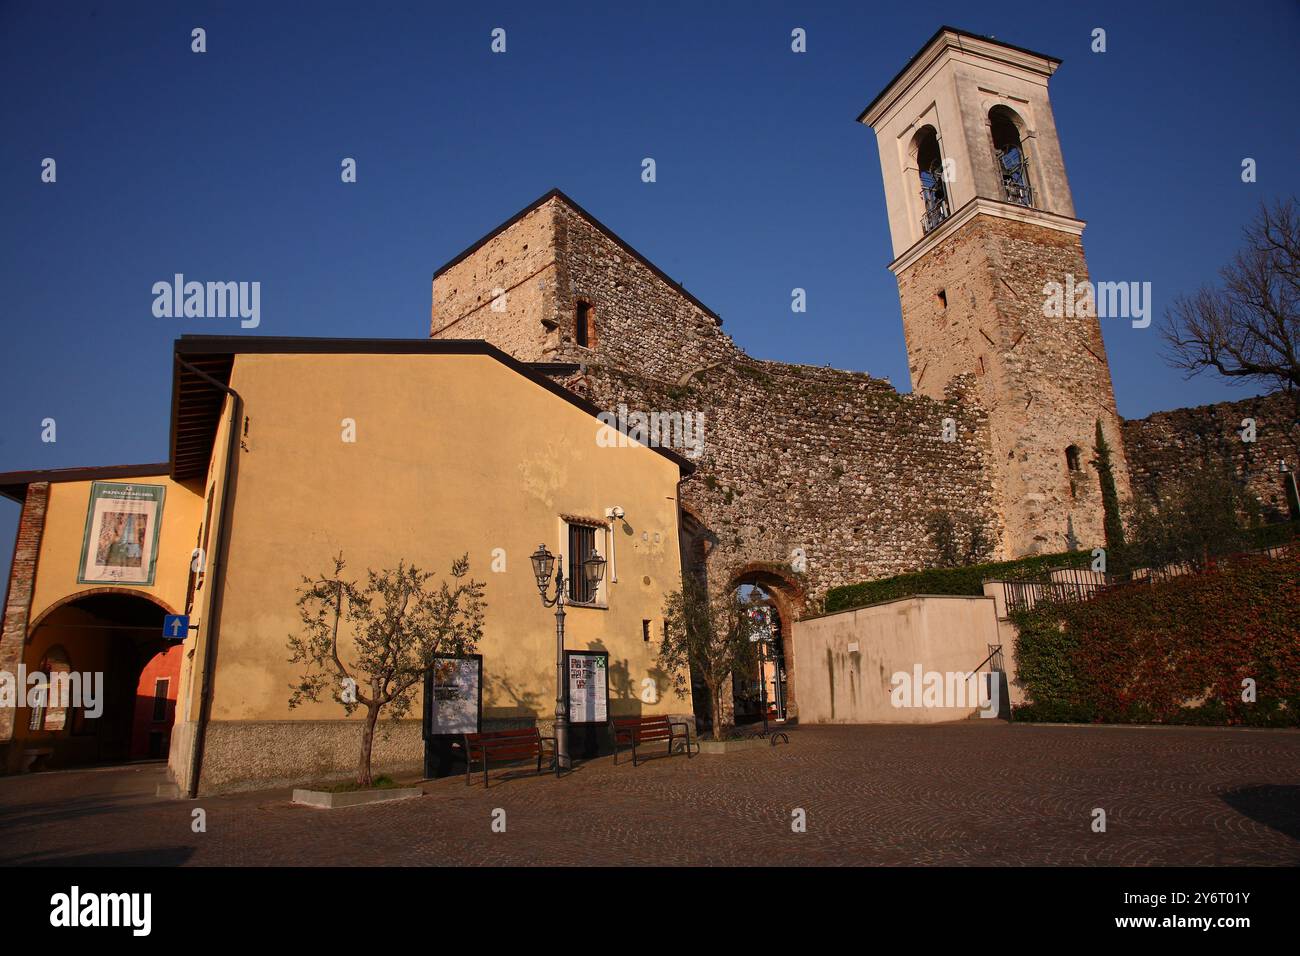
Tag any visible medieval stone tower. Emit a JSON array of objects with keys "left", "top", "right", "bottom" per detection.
[{"left": 861, "top": 27, "right": 1130, "bottom": 555}]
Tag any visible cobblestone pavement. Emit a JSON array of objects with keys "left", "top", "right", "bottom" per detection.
[{"left": 1, "top": 723, "right": 1297, "bottom": 866}]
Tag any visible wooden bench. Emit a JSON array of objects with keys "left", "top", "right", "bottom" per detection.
[
  {"left": 463, "top": 727, "right": 554, "bottom": 787},
  {"left": 611, "top": 715, "right": 694, "bottom": 766}
]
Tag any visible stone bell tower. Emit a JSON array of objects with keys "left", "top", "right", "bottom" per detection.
[{"left": 860, "top": 26, "right": 1130, "bottom": 557}]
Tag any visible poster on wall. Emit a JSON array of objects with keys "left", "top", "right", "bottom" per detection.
[
  {"left": 565, "top": 650, "right": 609, "bottom": 724},
  {"left": 423, "top": 654, "right": 482, "bottom": 737},
  {"left": 78, "top": 482, "right": 166, "bottom": 586}
]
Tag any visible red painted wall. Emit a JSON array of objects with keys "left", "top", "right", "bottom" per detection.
[{"left": 130, "top": 643, "right": 182, "bottom": 760}]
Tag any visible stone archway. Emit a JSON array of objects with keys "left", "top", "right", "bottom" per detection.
[
  {"left": 27, "top": 588, "right": 177, "bottom": 636},
  {"left": 10, "top": 590, "right": 181, "bottom": 772},
  {"left": 728, "top": 564, "right": 806, "bottom": 723}
]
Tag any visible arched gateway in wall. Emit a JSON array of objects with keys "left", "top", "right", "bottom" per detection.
[
  {"left": 14, "top": 590, "right": 182, "bottom": 771},
  {"left": 729, "top": 564, "right": 805, "bottom": 725}
]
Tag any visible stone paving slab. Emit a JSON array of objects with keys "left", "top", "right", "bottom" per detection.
[{"left": 0, "top": 723, "right": 1296, "bottom": 866}]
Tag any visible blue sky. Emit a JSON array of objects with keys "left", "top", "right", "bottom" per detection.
[{"left": 2, "top": 1, "right": 1298, "bottom": 585}]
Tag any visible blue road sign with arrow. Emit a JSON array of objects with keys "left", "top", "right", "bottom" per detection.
[{"left": 163, "top": 614, "right": 190, "bottom": 640}]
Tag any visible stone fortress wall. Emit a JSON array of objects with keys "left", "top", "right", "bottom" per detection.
[
  {"left": 433, "top": 190, "right": 1298, "bottom": 598},
  {"left": 1122, "top": 391, "right": 1299, "bottom": 523},
  {"left": 431, "top": 190, "right": 1296, "bottom": 720},
  {"left": 433, "top": 192, "right": 1004, "bottom": 614}
]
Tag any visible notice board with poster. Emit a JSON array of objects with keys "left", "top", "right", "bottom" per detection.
[
  {"left": 422, "top": 655, "right": 482, "bottom": 777},
  {"left": 564, "top": 650, "right": 609, "bottom": 725},
  {"left": 78, "top": 482, "right": 166, "bottom": 586},
  {"left": 565, "top": 649, "right": 610, "bottom": 761},
  {"left": 424, "top": 655, "right": 483, "bottom": 737}
]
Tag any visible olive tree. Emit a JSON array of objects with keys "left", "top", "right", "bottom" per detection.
[
  {"left": 288, "top": 552, "right": 485, "bottom": 787},
  {"left": 658, "top": 575, "right": 759, "bottom": 741}
]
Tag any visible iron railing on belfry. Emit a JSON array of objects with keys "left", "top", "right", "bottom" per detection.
[
  {"left": 997, "top": 150, "right": 1033, "bottom": 207},
  {"left": 920, "top": 190, "right": 950, "bottom": 234}
]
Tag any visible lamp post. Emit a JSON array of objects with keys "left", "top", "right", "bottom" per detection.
[
  {"left": 529, "top": 543, "right": 606, "bottom": 775},
  {"left": 1282, "top": 460, "right": 1300, "bottom": 521}
]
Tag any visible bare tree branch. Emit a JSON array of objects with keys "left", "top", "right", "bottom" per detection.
[{"left": 1161, "top": 197, "right": 1300, "bottom": 402}]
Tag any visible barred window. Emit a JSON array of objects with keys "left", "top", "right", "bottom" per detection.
[
  {"left": 152, "top": 679, "right": 170, "bottom": 722},
  {"left": 567, "top": 523, "right": 597, "bottom": 604}
]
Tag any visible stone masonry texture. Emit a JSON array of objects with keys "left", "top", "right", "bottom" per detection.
[
  {"left": 431, "top": 192, "right": 1297, "bottom": 715},
  {"left": 0, "top": 482, "right": 48, "bottom": 754},
  {"left": 896, "top": 214, "right": 1132, "bottom": 557},
  {"left": 1122, "top": 391, "right": 1300, "bottom": 522},
  {"left": 432, "top": 194, "right": 1003, "bottom": 621}
]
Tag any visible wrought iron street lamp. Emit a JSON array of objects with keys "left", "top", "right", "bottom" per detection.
[
  {"left": 1281, "top": 460, "right": 1300, "bottom": 521},
  {"left": 529, "top": 543, "right": 606, "bottom": 775}
]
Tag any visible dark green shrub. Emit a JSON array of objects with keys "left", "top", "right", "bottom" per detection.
[
  {"left": 823, "top": 549, "right": 1090, "bottom": 614},
  {"left": 1011, "top": 550, "right": 1300, "bottom": 726}
]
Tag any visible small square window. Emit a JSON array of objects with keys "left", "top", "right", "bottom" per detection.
[
  {"left": 1065, "top": 445, "right": 1082, "bottom": 473},
  {"left": 575, "top": 301, "right": 593, "bottom": 348}
]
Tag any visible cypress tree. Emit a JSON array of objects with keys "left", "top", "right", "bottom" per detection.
[{"left": 1091, "top": 418, "right": 1127, "bottom": 564}]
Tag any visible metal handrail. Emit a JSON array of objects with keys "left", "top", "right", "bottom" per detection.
[
  {"left": 970, "top": 644, "right": 1003, "bottom": 675},
  {"left": 995, "top": 566, "right": 1111, "bottom": 615}
]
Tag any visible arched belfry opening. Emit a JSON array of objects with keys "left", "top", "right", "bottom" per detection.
[
  {"left": 16, "top": 590, "right": 182, "bottom": 771},
  {"left": 913, "top": 125, "right": 950, "bottom": 234},
  {"left": 989, "top": 105, "right": 1033, "bottom": 207}
]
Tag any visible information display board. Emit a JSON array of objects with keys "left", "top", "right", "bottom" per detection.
[
  {"left": 423, "top": 655, "right": 482, "bottom": 737},
  {"left": 423, "top": 655, "right": 483, "bottom": 779},
  {"left": 564, "top": 650, "right": 609, "bottom": 725}
]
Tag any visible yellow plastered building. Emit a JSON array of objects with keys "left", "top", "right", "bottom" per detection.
[{"left": 0, "top": 337, "right": 694, "bottom": 793}]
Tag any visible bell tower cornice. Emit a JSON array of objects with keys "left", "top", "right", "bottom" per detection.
[
  {"left": 888, "top": 196, "right": 1085, "bottom": 276},
  {"left": 858, "top": 26, "right": 1061, "bottom": 129}
]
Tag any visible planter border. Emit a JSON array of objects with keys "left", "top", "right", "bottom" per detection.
[
  {"left": 292, "top": 786, "right": 423, "bottom": 809},
  {"left": 696, "top": 737, "right": 770, "bottom": 754}
]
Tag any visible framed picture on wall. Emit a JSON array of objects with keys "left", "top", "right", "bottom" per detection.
[{"left": 78, "top": 482, "right": 166, "bottom": 586}]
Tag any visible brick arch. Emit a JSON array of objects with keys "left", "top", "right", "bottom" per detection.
[
  {"left": 679, "top": 501, "right": 707, "bottom": 527},
  {"left": 27, "top": 588, "right": 177, "bottom": 640},
  {"left": 727, "top": 562, "right": 807, "bottom": 615},
  {"left": 727, "top": 562, "right": 807, "bottom": 721}
]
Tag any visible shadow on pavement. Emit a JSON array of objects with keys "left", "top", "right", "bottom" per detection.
[
  {"left": 1221, "top": 784, "right": 1300, "bottom": 841},
  {"left": 4, "top": 846, "right": 196, "bottom": 866}
]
